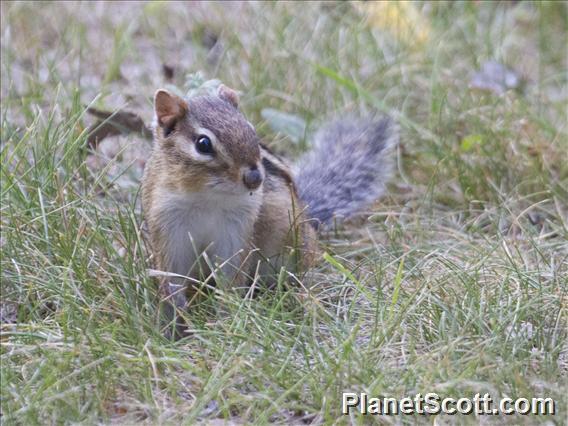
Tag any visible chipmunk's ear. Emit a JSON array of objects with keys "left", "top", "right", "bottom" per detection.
[
  {"left": 154, "top": 89, "right": 188, "bottom": 130},
  {"left": 217, "top": 84, "right": 239, "bottom": 108}
]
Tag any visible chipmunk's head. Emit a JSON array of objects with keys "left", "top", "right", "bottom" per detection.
[{"left": 153, "top": 85, "right": 263, "bottom": 194}]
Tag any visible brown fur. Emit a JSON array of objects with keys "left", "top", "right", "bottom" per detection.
[
  {"left": 252, "top": 146, "right": 318, "bottom": 277},
  {"left": 142, "top": 87, "right": 318, "bottom": 334}
]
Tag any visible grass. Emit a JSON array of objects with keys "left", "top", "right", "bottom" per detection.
[{"left": 1, "top": 1, "right": 567, "bottom": 424}]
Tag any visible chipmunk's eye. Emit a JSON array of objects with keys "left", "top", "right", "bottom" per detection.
[{"left": 196, "top": 135, "right": 214, "bottom": 154}]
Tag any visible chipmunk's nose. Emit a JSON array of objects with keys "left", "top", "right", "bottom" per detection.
[{"left": 243, "top": 167, "right": 262, "bottom": 190}]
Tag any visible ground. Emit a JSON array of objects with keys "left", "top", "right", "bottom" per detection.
[{"left": 1, "top": 1, "right": 567, "bottom": 424}]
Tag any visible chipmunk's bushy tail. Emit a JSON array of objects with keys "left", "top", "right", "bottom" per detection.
[{"left": 295, "top": 117, "right": 398, "bottom": 227}]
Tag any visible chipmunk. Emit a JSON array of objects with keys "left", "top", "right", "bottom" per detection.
[{"left": 141, "top": 84, "right": 397, "bottom": 336}]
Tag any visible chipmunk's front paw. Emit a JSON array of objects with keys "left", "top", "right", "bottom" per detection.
[{"left": 161, "top": 282, "right": 191, "bottom": 341}]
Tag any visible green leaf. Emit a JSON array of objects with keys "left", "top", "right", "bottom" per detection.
[
  {"left": 460, "top": 134, "right": 484, "bottom": 152},
  {"left": 261, "top": 108, "right": 306, "bottom": 145},
  {"left": 389, "top": 257, "right": 405, "bottom": 320}
]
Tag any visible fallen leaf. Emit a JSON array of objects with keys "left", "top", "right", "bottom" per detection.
[
  {"left": 162, "top": 64, "right": 175, "bottom": 81},
  {"left": 86, "top": 107, "right": 152, "bottom": 149},
  {"left": 201, "top": 28, "right": 219, "bottom": 50},
  {"left": 0, "top": 301, "right": 18, "bottom": 325},
  {"left": 354, "top": 2, "right": 430, "bottom": 47},
  {"left": 470, "top": 61, "right": 520, "bottom": 95}
]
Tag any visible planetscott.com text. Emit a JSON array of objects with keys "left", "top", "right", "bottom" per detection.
[{"left": 342, "top": 392, "right": 556, "bottom": 416}]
